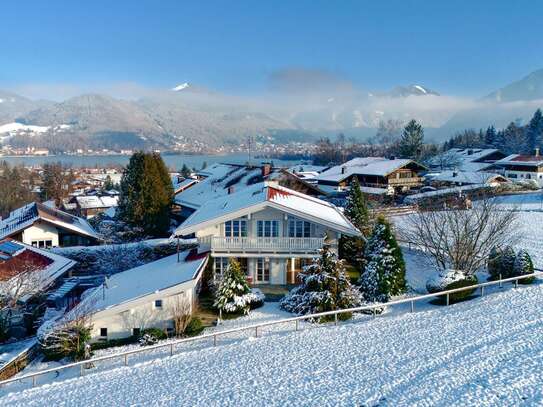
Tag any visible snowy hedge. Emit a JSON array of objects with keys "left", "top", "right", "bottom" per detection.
[
  {"left": 426, "top": 269, "right": 478, "bottom": 304},
  {"left": 488, "top": 246, "right": 535, "bottom": 284}
]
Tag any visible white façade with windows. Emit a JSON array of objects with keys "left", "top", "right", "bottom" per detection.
[{"left": 173, "top": 182, "right": 360, "bottom": 286}]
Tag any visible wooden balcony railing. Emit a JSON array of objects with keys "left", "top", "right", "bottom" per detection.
[{"left": 198, "top": 236, "right": 325, "bottom": 253}]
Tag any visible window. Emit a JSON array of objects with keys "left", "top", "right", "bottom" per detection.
[
  {"left": 154, "top": 299, "right": 163, "bottom": 309},
  {"left": 256, "top": 258, "right": 270, "bottom": 283},
  {"left": 100, "top": 328, "right": 108, "bottom": 337},
  {"left": 288, "top": 219, "right": 311, "bottom": 238},
  {"left": 257, "top": 220, "right": 279, "bottom": 237},
  {"left": 132, "top": 328, "right": 141, "bottom": 337},
  {"left": 224, "top": 220, "right": 247, "bottom": 237},
  {"left": 31, "top": 239, "right": 53, "bottom": 249},
  {"left": 214, "top": 257, "right": 229, "bottom": 276}
]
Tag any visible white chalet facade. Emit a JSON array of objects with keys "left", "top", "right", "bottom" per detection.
[{"left": 173, "top": 182, "right": 360, "bottom": 285}]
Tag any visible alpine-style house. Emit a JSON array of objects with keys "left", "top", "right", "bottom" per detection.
[{"left": 173, "top": 181, "right": 360, "bottom": 285}]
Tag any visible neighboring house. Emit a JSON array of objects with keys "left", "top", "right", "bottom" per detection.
[
  {"left": 429, "top": 148, "right": 507, "bottom": 172},
  {"left": 288, "top": 164, "right": 329, "bottom": 184},
  {"left": 70, "top": 250, "right": 208, "bottom": 341},
  {"left": 493, "top": 150, "right": 543, "bottom": 186},
  {"left": 171, "top": 175, "right": 199, "bottom": 196},
  {"left": 0, "top": 239, "right": 76, "bottom": 333},
  {"left": 174, "top": 163, "right": 324, "bottom": 220},
  {"left": 316, "top": 157, "right": 427, "bottom": 194},
  {"left": 68, "top": 195, "right": 119, "bottom": 219},
  {"left": 427, "top": 171, "right": 509, "bottom": 188},
  {"left": 173, "top": 182, "right": 360, "bottom": 286},
  {"left": 0, "top": 202, "right": 99, "bottom": 248}
]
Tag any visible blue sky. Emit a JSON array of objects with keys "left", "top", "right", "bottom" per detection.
[{"left": 1, "top": 0, "right": 542, "bottom": 99}]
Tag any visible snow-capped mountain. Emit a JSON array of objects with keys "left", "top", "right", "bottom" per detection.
[
  {"left": 172, "top": 83, "right": 190, "bottom": 92},
  {"left": 485, "top": 69, "right": 543, "bottom": 102},
  {"left": 386, "top": 84, "right": 440, "bottom": 97}
]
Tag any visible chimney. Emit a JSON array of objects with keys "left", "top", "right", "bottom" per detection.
[
  {"left": 535, "top": 148, "right": 540, "bottom": 157},
  {"left": 341, "top": 166, "right": 346, "bottom": 175},
  {"left": 228, "top": 186, "right": 235, "bottom": 194},
  {"left": 262, "top": 163, "right": 271, "bottom": 177}
]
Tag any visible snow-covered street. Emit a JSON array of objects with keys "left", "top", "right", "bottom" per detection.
[{"left": 2, "top": 283, "right": 543, "bottom": 406}]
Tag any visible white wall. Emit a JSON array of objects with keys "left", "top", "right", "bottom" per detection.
[
  {"left": 21, "top": 221, "right": 59, "bottom": 247},
  {"left": 504, "top": 170, "right": 543, "bottom": 186}
]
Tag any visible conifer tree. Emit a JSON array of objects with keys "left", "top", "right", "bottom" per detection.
[
  {"left": 280, "top": 248, "right": 360, "bottom": 321},
  {"left": 485, "top": 126, "right": 497, "bottom": 147},
  {"left": 214, "top": 260, "right": 252, "bottom": 314},
  {"left": 399, "top": 119, "right": 424, "bottom": 159},
  {"left": 358, "top": 217, "right": 406, "bottom": 303},
  {"left": 118, "top": 152, "right": 174, "bottom": 237},
  {"left": 513, "top": 249, "right": 535, "bottom": 284},
  {"left": 339, "top": 178, "right": 371, "bottom": 269},
  {"left": 526, "top": 108, "right": 543, "bottom": 153}
]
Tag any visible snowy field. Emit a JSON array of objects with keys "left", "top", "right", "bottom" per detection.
[{"left": 2, "top": 283, "right": 543, "bottom": 406}]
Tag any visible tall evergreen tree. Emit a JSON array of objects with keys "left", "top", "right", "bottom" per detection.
[
  {"left": 358, "top": 217, "right": 406, "bottom": 303},
  {"left": 484, "top": 126, "right": 497, "bottom": 147},
  {"left": 525, "top": 108, "right": 543, "bottom": 153},
  {"left": 339, "top": 178, "right": 371, "bottom": 269},
  {"left": 118, "top": 152, "right": 174, "bottom": 237},
  {"left": 399, "top": 119, "right": 424, "bottom": 159},
  {"left": 213, "top": 260, "right": 252, "bottom": 314}
]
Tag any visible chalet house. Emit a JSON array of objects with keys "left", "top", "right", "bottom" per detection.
[
  {"left": 173, "top": 182, "right": 360, "bottom": 286},
  {"left": 67, "top": 194, "right": 119, "bottom": 219},
  {"left": 69, "top": 250, "right": 208, "bottom": 341},
  {"left": 429, "top": 148, "right": 507, "bottom": 172},
  {"left": 0, "top": 202, "right": 99, "bottom": 248},
  {"left": 316, "top": 157, "right": 427, "bottom": 194},
  {"left": 493, "top": 150, "right": 543, "bottom": 186},
  {"left": 427, "top": 171, "right": 509, "bottom": 188},
  {"left": 174, "top": 163, "right": 325, "bottom": 220}
]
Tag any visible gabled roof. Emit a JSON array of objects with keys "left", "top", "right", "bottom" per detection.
[
  {"left": 317, "top": 157, "right": 427, "bottom": 183},
  {"left": 427, "top": 171, "right": 508, "bottom": 185},
  {"left": 495, "top": 154, "right": 543, "bottom": 167},
  {"left": 174, "top": 182, "right": 360, "bottom": 237},
  {"left": 429, "top": 148, "right": 506, "bottom": 172},
  {"left": 75, "top": 195, "right": 119, "bottom": 209},
  {"left": 0, "top": 202, "right": 99, "bottom": 241},
  {"left": 74, "top": 250, "right": 207, "bottom": 315}
]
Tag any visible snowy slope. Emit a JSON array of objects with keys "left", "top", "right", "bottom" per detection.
[{"left": 3, "top": 283, "right": 543, "bottom": 406}]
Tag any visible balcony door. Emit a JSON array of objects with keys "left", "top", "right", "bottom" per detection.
[{"left": 256, "top": 258, "right": 270, "bottom": 283}]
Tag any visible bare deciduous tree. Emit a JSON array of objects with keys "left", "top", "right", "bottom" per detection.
[
  {"left": 169, "top": 294, "right": 191, "bottom": 337},
  {"left": 400, "top": 193, "right": 518, "bottom": 276},
  {"left": 0, "top": 258, "right": 47, "bottom": 311}
]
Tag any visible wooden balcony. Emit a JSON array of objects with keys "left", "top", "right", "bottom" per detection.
[
  {"left": 387, "top": 176, "right": 424, "bottom": 186},
  {"left": 198, "top": 236, "right": 325, "bottom": 254}
]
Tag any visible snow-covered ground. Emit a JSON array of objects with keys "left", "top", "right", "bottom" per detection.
[
  {"left": 0, "top": 339, "right": 36, "bottom": 372},
  {"left": 3, "top": 283, "right": 543, "bottom": 406}
]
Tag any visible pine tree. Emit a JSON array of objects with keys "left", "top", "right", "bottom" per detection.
[
  {"left": 339, "top": 178, "right": 371, "bottom": 269},
  {"left": 358, "top": 217, "right": 406, "bottom": 303},
  {"left": 118, "top": 152, "right": 174, "bottom": 237},
  {"left": 180, "top": 164, "right": 191, "bottom": 178},
  {"left": 399, "top": 119, "right": 424, "bottom": 159},
  {"left": 280, "top": 248, "right": 360, "bottom": 321},
  {"left": 525, "top": 109, "right": 543, "bottom": 153},
  {"left": 213, "top": 260, "right": 252, "bottom": 314},
  {"left": 485, "top": 126, "right": 497, "bottom": 147},
  {"left": 513, "top": 249, "right": 535, "bottom": 284}
]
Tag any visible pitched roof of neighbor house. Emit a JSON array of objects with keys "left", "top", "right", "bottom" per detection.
[
  {"left": 0, "top": 239, "right": 76, "bottom": 299},
  {"left": 495, "top": 154, "right": 543, "bottom": 167},
  {"left": 74, "top": 250, "right": 207, "bottom": 315},
  {"left": 427, "top": 171, "right": 508, "bottom": 185},
  {"left": 75, "top": 195, "right": 119, "bottom": 210},
  {"left": 0, "top": 202, "right": 99, "bottom": 241},
  {"left": 174, "top": 182, "right": 360, "bottom": 236},
  {"left": 429, "top": 148, "right": 505, "bottom": 172},
  {"left": 317, "top": 157, "right": 427, "bottom": 183},
  {"left": 175, "top": 163, "right": 323, "bottom": 210}
]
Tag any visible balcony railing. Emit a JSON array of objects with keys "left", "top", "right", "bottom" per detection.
[
  {"left": 198, "top": 236, "right": 325, "bottom": 253},
  {"left": 388, "top": 176, "right": 424, "bottom": 185}
]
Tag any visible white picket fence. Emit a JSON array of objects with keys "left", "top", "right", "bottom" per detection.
[{"left": 0, "top": 269, "right": 541, "bottom": 391}]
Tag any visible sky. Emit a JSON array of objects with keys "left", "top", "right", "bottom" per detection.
[{"left": 1, "top": 0, "right": 543, "bottom": 100}]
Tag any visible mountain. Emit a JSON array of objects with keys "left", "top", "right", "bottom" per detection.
[
  {"left": 386, "top": 84, "right": 440, "bottom": 97},
  {"left": 485, "top": 69, "right": 543, "bottom": 102},
  {"left": 0, "top": 90, "right": 52, "bottom": 123}
]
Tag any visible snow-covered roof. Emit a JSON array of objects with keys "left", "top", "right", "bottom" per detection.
[
  {"left": 317, "top": 157, "right": 426, "bottom": 183},
  {"left": 495, "top": 154, "right": 543, "bottom": 167},
  {"left": 427, "top": 171, "right": 508, "bottom": 185},
  {"left": 76, "top": 250, "right": 207, "bottom": 315},
  {"left": 429, "top": 148, "right": 505, "bottom": 172},
  {"left": 174, "top": 182, "right": 360, "bottom": 237},
  {"left": 0, "top": 202, "right": 99, "bottom": 241},
  {"left": 75, "top": 195, "right": 119, "bottom": 209},
  {"left": 404, "top": 184, "right": 490, "bottom": 203}
]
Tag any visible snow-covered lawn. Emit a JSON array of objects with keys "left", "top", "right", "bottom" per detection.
[
  {"left": 0, "top": 339, "right": 36, "bottom": 371},
  {"left": 3, "top": 283, "right": 543, "bottom": 406}
]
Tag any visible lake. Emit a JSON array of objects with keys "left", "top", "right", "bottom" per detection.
[{"left": 0, "top": 153, "right": 305, "bottom": 169}]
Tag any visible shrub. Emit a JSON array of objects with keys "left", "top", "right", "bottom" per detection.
[
  {"left": 214, "top": 260, "right": 253, "bottom": 315},
  {"left": 427, "top": 270, "right": 477, "bottom": 304},
  {"left": 142, "top": 327, "right": 168, "bottom": 340},
  {"left": 487, "top": 246, "right": 516, "bottom": 280},
  {"left": 184, "top": 317, "right": 204, "bottom": 337},
  {"left": 513, "top": 249, "right": 535, "bottom": 284},
  {"left": 40, "top": 323, "right": 92, "bottom": 361}
]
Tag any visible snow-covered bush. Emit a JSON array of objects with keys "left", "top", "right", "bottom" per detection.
[
  {"left": 39, "top": 320, "right": 92, "bottom": 361},
  {"left": 358, "top": 217, "right": 406, "bottom": 304},
  {"left": 214, "top": 261, "right": 262, "bottom": 315},
  {"left": 280, "top": 249, "right": 360, "bottom": 322},
  {"left": 487, "top": 246, "right": 517, "bottom": 280},
  {"left": 138, "top": 328, "right": 168, "bottom": 346},
  {"left": 513, "top": 249, "right": 535, "bottom": 284},
  {"left": 426, "top": 269, "right": 477, "bottom": 304}
]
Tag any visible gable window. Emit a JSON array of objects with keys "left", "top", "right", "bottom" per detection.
[
  {"left": 31, "top": 239, "right": 53, "bottom": 249},
  {"left": 288, "top": 219, "right": 311, "bottom": 238},
  {"left": 257, "top": 220, "right": 279, "bottom": 237},
  {"left": 224, "top": 220, "right": 247, "bottom": 237},
  {"left": 154, "top": 299, "right": 163, "bottom": 309},
  {"left": 100, "top": 328, "right": 108, "bottom": 337},
  {"left": 256, "top": 258, "right": 270, "bottom": 283}
]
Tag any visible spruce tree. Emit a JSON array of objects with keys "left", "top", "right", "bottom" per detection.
[
  {"left": 118, "top": 152, "right": 174, "bottom": 237},
  {"left": 485, "top": 126, "right": 497, "bottom": 147},
  {"left": 513, "top": 249, "right": 535, "bottom": 284},
  {"left": 526, "top": 109, "right": 543, "bottom": 153},
  {"left": 280, "top": 248, "right": 360, "bottom": 321},
  {"left": 339, "top": 178, "right": 371, "bottom": 269},
  {"left": 399, "top": 119, "right": 424, "bottom": 159},
  {"left": 214, "top": 260, "right": 252, "bottom": 314},
  {"left": 358, "top": 217, "right": 406, "bottom": 303}
]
